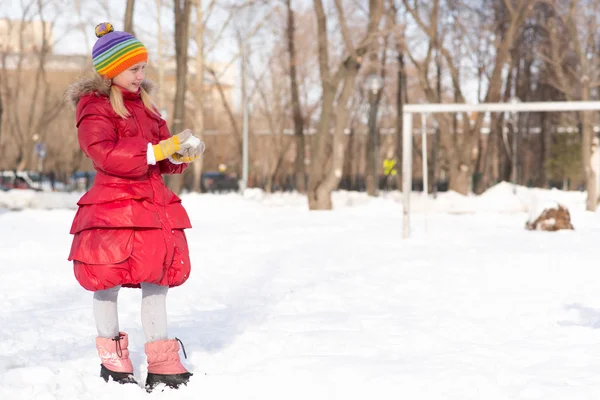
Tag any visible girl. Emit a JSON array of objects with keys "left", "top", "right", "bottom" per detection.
[{"left": 65, "top": 22, "right": 204, "bottom": 390}]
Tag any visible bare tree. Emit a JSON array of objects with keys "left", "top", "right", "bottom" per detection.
[
  {"left": 246, "top": 31, "right": 295, "bottom": 192},
  {"left": 0, "top": 80, "right": 3, "bottom": 147},
  {"left": 0, "top": 1, "right": 66, "bottom": 171},
  {"left": 207, "top": 64, "right": 243, "bottom": 158},
  {"left": 74, "top": 0, "right": 93, "bottom": 54},
  {"left": 471, "top": 4, "right": 507, "bottom": 193},
  {"left": 190, "top": 0, "right": 207, "bottom": 192},
  {"left": 540, "top": 0, "right": 600, "bottom": 210},
  {"left": 285, "top": 0, "right": 306, "bottom": 193},
  {"left": 387, "top": 0, "right": 409, "bottom": 192},
  {"left": 154, "top": 0, "right": 165, "bottom": 111},
  {"left": 166, "top": 0, "right": 192, "bottom": 194},
  {"left": 400, "top": 0, "right": 536, "bottom": 195},
  {"left": 194, "top": 3, "right": 273, "bottom": 183},
  {"left": 364, "top": 30, "right": 389, "bottom": 196},
  {"left": 188, "top": 0, "right": 232, "bottom": 192},
  {"left": 124, "top": 0, "right": 136, "bottom": 34},
  {"left": 308, "top": 0, "right": 384, "bottom": 210}
]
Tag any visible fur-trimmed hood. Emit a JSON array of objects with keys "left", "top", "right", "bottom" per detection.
[{"left": 65, "top": 72, "right": 155, "bottom": 109}]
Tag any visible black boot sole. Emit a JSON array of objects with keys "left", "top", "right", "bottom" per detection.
[
  {"left": 100, "top": 364, "right": 138, "bottom": 384},
  {"left": 145, "top": 371, "right": 193, "bottom": 391}
]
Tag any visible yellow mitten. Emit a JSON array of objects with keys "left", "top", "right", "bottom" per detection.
[
  {"left": 170, "top": 153, "right": 198, "bottom": 163},
  {"left": 152, "top": 129, "right": 192, "bottom": 161}
]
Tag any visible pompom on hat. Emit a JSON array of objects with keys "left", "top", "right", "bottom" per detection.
[{"left": 92, "top": 22, "right": 148, "bottom": 79}]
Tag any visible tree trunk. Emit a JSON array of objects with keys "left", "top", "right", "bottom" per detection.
[
  {"left": 307, "top": 82, "right": 336, "bottom": 209},
  {"left": 307, "top": 0, "right": 383, "bottom": 209},
  {"left": 166, "top": 0, "right": 192, "bottom": 194},
  {"left": 473, "top": 137, "right": 484, "bottom": 194},
  {"left": 240, "top": 31, "right": 249, "bottom": 188},
  {"left": 0, "top": 90, "right": 3, "bottom": 146},
  {"left": 124, "top": 0, "right": 136, "bottom": 35},
  {"left": 535, "top": 104, "right": 550, "bottom": 187},
  {"left": 500, "top": 55, "right": 515, "bottom": 183},
  {"left": 307, "top": 57, "right": 362, "bottom": 209},
  {"left": 265, "top": 174, "right": 273, "bottom": 193},
  {"left": 315, "top": 60, "right": 361, "bottom": 203},
  {"left": 431, "top": 50, "right": 441, "bottom": 196},
  {"left": 472, "top": 46, "right": 487, "bottom": 194},
  {"left": 351, "top": 128, "right": 362, "bottom": 190},
  {"left": 155, "top": 0, "right": 165, "bottom": 111},
  {"left": 394, "top": 48, "right": 406, "bottom": 191},
  {"left": 448, "top": 162, "right": 470, "bottom": 194},
  {"left": 191, "top": 0, "right": 205, "bottom": 193},
  {"left": 480, "top": 114, "right": 498, "bottom": 191},
  {"left": 499, "top": 115, "right": 511, "bottom": 183},
  {"left": 286, "top": 0, "right": 306, "bottom": 193},
  {"left": 343, "top": 127, "right": 354, "bottom": 189},
  {"left": 365, "top": 98, "right": 379, "bottom": 196},
  {"left": 537, "top": 110, "right": 550, "bottom": 187}
]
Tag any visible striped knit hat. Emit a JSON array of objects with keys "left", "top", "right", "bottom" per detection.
[{"left": 92, "top": 22, "right": 148, "bottom": 79}]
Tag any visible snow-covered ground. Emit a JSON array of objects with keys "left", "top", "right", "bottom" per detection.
[{"left": 2, "top": 183, "right": 600, "bottom": 399}]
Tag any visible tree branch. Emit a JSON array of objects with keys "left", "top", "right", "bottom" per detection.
[
  {"left": 313, "top": 0, "right": 331, "bottom": 84},
  {"left": 334, "top": 0, "right": 356, "bottom": 54},
  {"left": 501, "top": 0, "right": 515, "bottom": 16},
  {"left": 204, "top": 0, "right": 218, "bottom": 23}
]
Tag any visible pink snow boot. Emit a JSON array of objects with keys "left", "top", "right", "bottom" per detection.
[
  {"left": 96, "top": 332, "right": 136, "bottom": 384},
  {"left": 145, "top": 338, "right": 192, "bottom": 391}
]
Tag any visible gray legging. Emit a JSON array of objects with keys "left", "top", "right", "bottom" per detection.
[{"left": 93, "top": 282, "right": 168, "bottom": 343}]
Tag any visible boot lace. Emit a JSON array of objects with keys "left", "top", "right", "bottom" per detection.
[
  {"left": 175, "top": 337, "right": 188, "bottom": 359},
  {"left": 112, "top": 334, "right": 124, "bottom": 358}
]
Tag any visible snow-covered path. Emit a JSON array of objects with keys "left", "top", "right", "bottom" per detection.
[{"left": 2, "top": 192, "right": 600, "bottom": 399}]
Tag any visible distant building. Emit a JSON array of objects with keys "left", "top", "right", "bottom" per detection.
[
  {"left": 0, "top": 19, "right": 54, "bottom": 53},
  {"left": 0, "top": 18, "right": 247, "bottom": 176}
]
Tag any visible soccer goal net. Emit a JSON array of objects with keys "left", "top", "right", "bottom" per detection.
[{"left": 401, "top": 100, "right": 600, "bottom": 239}]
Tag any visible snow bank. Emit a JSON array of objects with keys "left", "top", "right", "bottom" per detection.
[
  {"left": 0, "top": 189, "right": 83, "bottom": 210},
  {"left": 0, "top": 182, "right": 589, "bottom": 214}
]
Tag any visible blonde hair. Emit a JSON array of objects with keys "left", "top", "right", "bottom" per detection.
[{"left": 109, "top": 85, "right": 159, "bottom": 119}]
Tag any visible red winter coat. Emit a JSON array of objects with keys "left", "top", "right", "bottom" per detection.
[{"left": 66, "top": 76, "right": 192, "bottom": 291}]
